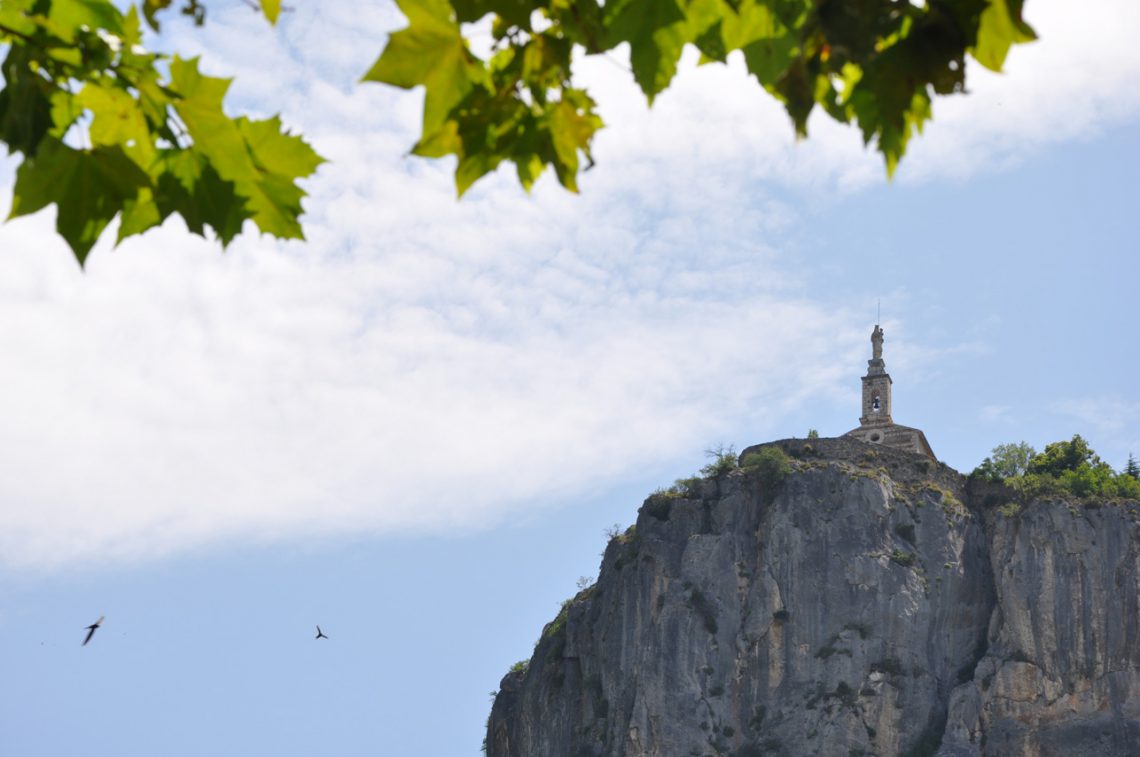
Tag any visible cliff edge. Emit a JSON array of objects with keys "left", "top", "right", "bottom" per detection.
[{"left": 486, "top": 438, "right": 1140, "bottom": 756}]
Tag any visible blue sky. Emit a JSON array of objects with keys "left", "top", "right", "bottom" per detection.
[{"left": 1, "top": 1, "right": 1139, "bottom": 754}]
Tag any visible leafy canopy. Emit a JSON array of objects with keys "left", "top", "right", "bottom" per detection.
[
  {"left": 365, "top": 0, "right": 1037, "bottom": 189},
  {"left": 1026, "top": 434, "right": 1103, "bottom": 478},
  {"left": 1, "top": 0, "right": 1037, "bottom": 263},
  {"left": 0, "top": 0, "right": 322, "bottom": 264}
]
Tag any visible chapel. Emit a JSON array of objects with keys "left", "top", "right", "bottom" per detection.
[{"left": 842, "top": 325, "right": 936, "bottom": 460}]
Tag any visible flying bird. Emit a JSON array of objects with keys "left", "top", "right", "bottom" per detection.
[
  {"left": 82, "top": 616, "right": 104, "bottom": 646},
  {"left": 315, "top": 625, "right": 328, "bottom": 640}
]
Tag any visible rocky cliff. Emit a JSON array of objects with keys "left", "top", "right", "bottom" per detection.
[{"left": 486, "top": 438, "right": 1140, "bottom": 756}]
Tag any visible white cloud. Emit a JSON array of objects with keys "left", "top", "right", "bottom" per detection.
[
  {"left": 980, "top": 405, "right": 1015, "bottom": 425},
  {"left": 0, "top": 0, "right": 1137, "bottom": 570},
  {"left": 0, "top": 190, "right": 864, "bottom": 570}
]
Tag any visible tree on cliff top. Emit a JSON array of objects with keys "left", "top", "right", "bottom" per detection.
[
  {"left": 1125, "top": 454, "right": 1139, "bottom": 480},
  {"left": 1026, "top": 434, "right": 1103, "bottom": 478},
  {"left": 1, "top": 0, "right": 1036, "bottom": 263},
  {"left": 978, "top": 436, "right": 1140, "bottom": 502},
  {"left": 972, "top": 441, "right": 1036, "bottom": 481}
]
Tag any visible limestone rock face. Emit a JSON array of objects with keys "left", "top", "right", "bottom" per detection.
[
  {"left": 940, "top": 503, "right": 1140, "bottom": 757},
  {"left": 485, "top": 438, "right": 1140, "bottom": 756}
]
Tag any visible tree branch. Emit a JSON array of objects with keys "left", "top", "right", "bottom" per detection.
[{"left": 0, "top": 21, "right": 37, "bottom": 45}]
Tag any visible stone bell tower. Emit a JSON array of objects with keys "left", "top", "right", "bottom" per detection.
[
  {"left": 860, "top": 325, "right": 892, "bottom": 426},
  {"left": 844, "top": 325, "right": 936, "bottom": 460}
]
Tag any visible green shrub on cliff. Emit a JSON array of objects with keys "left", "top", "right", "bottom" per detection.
[
  {"left": 974, "top": 436, "right": 1140, "bottom": 503},
  {"left": 645, "top": 444, "right": 742, "bottom": 508},
  {"left": 742, "top": 447, "right": 791, "bottom": 483},
  {"left": 701, "top": 445, "right": 740, "bottom": 478},
  {"left": 671, "top": 476, "right": 703, "bottom": 497},
  {"left": 648, "top": 476, "right": 702, "bottom": 502},
  {"left": 890, "top": 550, "right": 917, "bottom": 567}
]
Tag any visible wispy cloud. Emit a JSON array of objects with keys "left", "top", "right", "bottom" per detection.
[
  {"left": 980, "top": 405, "right": 1015, "bottom": 425},
  {"left": 1048, "top": 397, "right": 1140, "bottom": 470},
  {"left": 0, "top": 198, "right": 862, "bottom": 570},
  {"left": 1053, "top": 397, "right": 1140, "bottom": 434}
]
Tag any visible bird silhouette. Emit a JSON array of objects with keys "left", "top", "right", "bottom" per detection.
[
  {"left": 82, "top": 616, "right": 104, "bottom": 646},
  {"left": 315, "top": 625, "right": 328, "bottom": 640}
]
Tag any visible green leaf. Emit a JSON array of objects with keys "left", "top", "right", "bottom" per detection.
[
  {"left": 521, "top": 33, "right": 572, "bottom": 87},
  {"left": 432, "top": 85, "right": 522, "bottom": 195},
  {"left": 773, "top": 56, "right": 816, "bottom": 135},
  {"left": 0, "top": 0, "right": 38, "bottom": 38},
  {"left": 455, "top": 149, "right": 505, "bottom": 196},
  {"left": 848, "top": 54, "right": 933, "bottom": 177},
  {"left": 78, "top": 82, "right": 156, "bottom": 167},
  {"left": 135, "top": 76, "right": 174, "bottom": 132},
  {"left": 603, "top": 0, "right": 687, "bottom": 101},
  {"left": 9, "top": 139, "right": 149, "bottom": 264},
  {"left": 236, "top": 115, "right": 324, "bottom": 239},
  {"left": 513, "top": 151, "right": 545, "bottom": 191},
  {"left": 448, "top": 0, "right": 490, "bottom": 23},
  {"left": 450, "top": 0, "right": 534, "bottom": 28},
  {"left": 141, "top": 0, "right": 174, "bottom": 31},
  {"left": 0, "top": 46, "right": 53, "bottom": 155},
  {"left": 170, "top": 56, "right": 254, "bottom": 183},
  {"left": 362, "top": 0, "right": 488, "bottom": 133},
  {"left": 236, "top": 171, "right": 307, "bottom": 239},
  {"left": 48, "top": 89, "right": 83, "bottom": 139},
  {"left": 547, "top": 90, "right": 601, "bottom": 191},
  {"left": 238, "top": 115, "right": 325, "bottom": 180},
  {"left": 45, "top": 0, "right": 124, "bottom": 42},
  {"left": 150, "top": 149, "right": 247, "bottom": 245},
  {"left": 169, "top": 57, "right": 322, "bottom": 241},
  {"left": 736, "top": 1, "right": 798, "bottom": 88},
  {"left": 188, "top": 160, "right": 247, "bottom": 244},
  {"left": 260, "top": 0, "right": 281, "bottom": 24},
  {"left": 121, "top": 4, "right": 144, "bottom": 48},
  {"left": 972, "top": 0, "right": 1036, "bottom": 72},
  {"left": 695, "top": 20, "right": 727, "bottom": 64},
  {"left": 411, "top": 119, "right": 462, "bottom": 158},
  {"left": 117, "top": 186, "right": 162, "bottom": 240},
  {"left": 118, "top": 149, "right": 250, "bottom": 246},
  {"left": 545, "top": 0, "right": 607, "bottom": 53}
]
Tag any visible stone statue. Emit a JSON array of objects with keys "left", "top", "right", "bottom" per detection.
[{"left": 871, "top": 325, "right": 884, "bottom": 360}]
